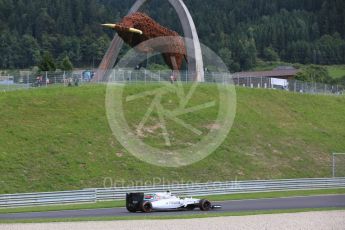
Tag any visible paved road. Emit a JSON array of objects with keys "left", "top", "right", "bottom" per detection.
[{"left": 0, "top": 195, "right": 344, "bottom": 220}]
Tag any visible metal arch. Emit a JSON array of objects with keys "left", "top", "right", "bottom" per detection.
[{"left": 96, "top": 0, "right": 204, "bottom": 82}]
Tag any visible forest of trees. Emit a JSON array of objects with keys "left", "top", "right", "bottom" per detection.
[{"left": 1, "top": 0, "right": 345, "bottom": 72}]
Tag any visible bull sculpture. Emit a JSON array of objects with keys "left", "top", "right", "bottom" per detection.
[{"left": 102, "top": 12, "right": 187, "bottom": 71}]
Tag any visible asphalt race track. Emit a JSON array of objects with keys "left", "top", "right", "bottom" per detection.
[{"left": 0, "top": 195, "right": 344, "bottom": 220}]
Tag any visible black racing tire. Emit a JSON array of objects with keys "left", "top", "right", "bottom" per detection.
[
  {"left": 199, "top": 199, "right": 211, "bottom": 211},
  {"left": 141, "top": 201, "right": 153, "bottom": 213},
  {"left": 126, "top": 206, "right": 137, "bottom": 213}
]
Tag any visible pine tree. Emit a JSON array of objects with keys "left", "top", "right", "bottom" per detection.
[
  {"left": 38, "top": 51, "right": 56, "bottom": 71},
  {"left": 60, "top": 55, "right": 73, "bottom": 71},
  {"left": 263, "top": 47, "right": 279, "bottom": 62}
]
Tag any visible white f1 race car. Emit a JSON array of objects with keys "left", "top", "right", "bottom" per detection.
[{"left": 126, "top": 192, "right": 221, "bottom": 213}]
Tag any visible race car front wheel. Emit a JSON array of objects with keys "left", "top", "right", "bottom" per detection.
[
  {"left": 141, "top": 201, "right": 153, "bottom": 213},
  {"left": 199, "top": 199, "right": 211, "bottom": 211}
]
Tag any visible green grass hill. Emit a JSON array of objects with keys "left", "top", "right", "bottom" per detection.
[{"left": 0, "top": 84, "right": 344, "bottom": 194}]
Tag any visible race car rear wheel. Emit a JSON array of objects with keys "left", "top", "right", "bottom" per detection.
[
  {"left": 199, "top": 199, "right": 211, "bottom": 211},
  {"left": 126, "top": 206, "right": 137, "bottom": 213},
  {"left": 141, "top": 201, "right": 153, "bottom": 213}
]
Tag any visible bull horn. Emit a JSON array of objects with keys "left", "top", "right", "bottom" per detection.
[
  {"left": 128, "top": 28, "right": 143, "bottom": 35},
  {"left": 102, "top": 23, "right": 143, "bottom": 35},
  {"left": 101, "top": 24, "right": 117, "bottom": 29}
]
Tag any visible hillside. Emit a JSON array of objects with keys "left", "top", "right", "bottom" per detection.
[
  {"left": 0, "top": 85, "right": 344, "bottom": 194},
  {"left": 1, "top": 0, "right": 345, "bottom": 72}
]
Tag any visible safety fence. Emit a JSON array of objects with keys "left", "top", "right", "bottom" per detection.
[
  {"left": 0, "top": 69, "right": 344, "bottom": 95},
  {"left": 0, "top": 177, "right": 344, "bottom": 208}
]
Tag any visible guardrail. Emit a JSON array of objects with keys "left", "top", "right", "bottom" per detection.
[{"left": 0, "top": 178, "right": 344, "bottom": 208}]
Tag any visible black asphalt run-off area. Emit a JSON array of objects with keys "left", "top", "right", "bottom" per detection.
[{"left": 1, "top": 195, "right": 344, "bottom": 220}]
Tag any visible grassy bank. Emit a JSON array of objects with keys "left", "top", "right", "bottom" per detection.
[
  {"left": 327, "top": 65, "right": 345, "bottom": 79},
  {"left": 0, "top": 84, "right": 345, "bottom": 194},
  {"left": 255, "top": 61, "right": 345, "bottom": 79}
]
